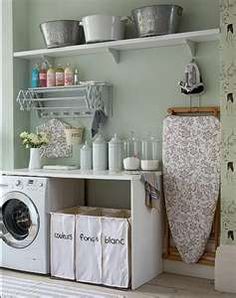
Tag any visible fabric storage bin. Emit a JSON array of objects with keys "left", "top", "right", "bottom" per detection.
[
  {"left": 75, "top": 208, "right": 131, "bottom": 288},
  {"left": 50, "top": 207, "right": 99, "bottom": 280},
  {"left": 75, "top": 210, "right": 102, "bottom": 284},
  {"left": 101, "top": 209, "right": 131, "bottom": 288}
]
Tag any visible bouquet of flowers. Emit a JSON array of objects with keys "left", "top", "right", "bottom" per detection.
[{"left": 20, "top": 131, "right": 49, "bottom": 149}]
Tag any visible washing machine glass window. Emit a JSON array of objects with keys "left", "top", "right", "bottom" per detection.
[{"left": 1, "top": 191, "right": 40, "bottom": 249}]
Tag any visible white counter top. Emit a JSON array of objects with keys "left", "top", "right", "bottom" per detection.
[{"left": 1, "top": 168, "right": 162, "bottom": 181}]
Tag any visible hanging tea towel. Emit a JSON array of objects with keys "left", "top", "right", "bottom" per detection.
[
  {"left": 141, "top": 173, "right": 161, "bottom": 210},
  {"left": 163, "top": 115, "right": 220, "bottom": 263}
]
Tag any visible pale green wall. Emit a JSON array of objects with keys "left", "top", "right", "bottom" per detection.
[
  {"left": 12, "top": 0, "right": 220, "bottom": 167},
  {"left": 13, "top": 0, "right": 30, "bottom": 169}
]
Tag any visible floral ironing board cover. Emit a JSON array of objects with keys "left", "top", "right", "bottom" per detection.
[{"left": 162, "top": 115, "right": 220, "bottom": 263}]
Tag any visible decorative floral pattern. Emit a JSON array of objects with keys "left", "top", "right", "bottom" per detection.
[
  {"left": 163, "top": 116, "right": 221, "bottom": 263},
  {"left": 220, "top": 0, "right": 236, "bottom": 245},
  {"left": 37, "top": 118, "right": 72, "bottom": 159}
]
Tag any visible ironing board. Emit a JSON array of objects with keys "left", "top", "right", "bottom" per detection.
[{"left": 163, "top": 110, "right": 220, "bottom": 264}]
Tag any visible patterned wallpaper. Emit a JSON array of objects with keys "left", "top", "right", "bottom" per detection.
[{"left": 220, "top": 0, "right": 236, "bottom": 245}]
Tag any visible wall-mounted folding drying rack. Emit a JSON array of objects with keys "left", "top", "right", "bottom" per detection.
[{"left": 16, "top": 82, "right": 113, "bottom": 118}]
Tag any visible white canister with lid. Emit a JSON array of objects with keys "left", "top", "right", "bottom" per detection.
[
  {"left": 92, "top": 134, "right": 107, "bottom": 171},
  {"left": 108, "top": 134, "right": 123, "bottom": 172},
  {"left": 80, "top": 141, "right": 92, "bottom": 171}
]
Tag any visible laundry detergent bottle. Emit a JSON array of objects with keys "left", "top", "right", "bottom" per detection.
[
  {"left": 47, "top": 65, "right": 55, "bottom": 87},
  {"left": 31, "top": 64, "right": 40, "bottom": 88},
  {"left": 39, "top": 61, "right": 48, "bottom": 88},
  {"left": 64, "top": 64, "right": 74, "bottom": 86}
]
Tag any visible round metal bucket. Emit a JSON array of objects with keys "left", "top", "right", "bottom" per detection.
[
  {"left": 132, "top": 5, "right": 183, "bottom": 37},
  {"left": 40, "top": 20, "right": 85, "bottom": 48}
]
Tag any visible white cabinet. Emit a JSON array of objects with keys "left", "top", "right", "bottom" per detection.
[{"left": 3, "top": 169, "right": 163, "bottom": 290}]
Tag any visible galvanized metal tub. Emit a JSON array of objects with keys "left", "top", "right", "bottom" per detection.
[
  {"left": 131, "top": 5, "right": 183, "bottom": 37},
  {"left": 40, "top": 20, "right": 85, "bottom": 48}
]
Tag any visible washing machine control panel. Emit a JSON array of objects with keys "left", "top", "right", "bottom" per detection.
[{"left": 7, "top": 177, "right": 47, "bottom": 192}]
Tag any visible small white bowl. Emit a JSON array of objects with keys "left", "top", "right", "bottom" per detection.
[
  {"left": 141, "top": 160, "right": 159, "bottom": 171},
  {"left": 123, "top": 157, "right": 140, "bottom": 170}
]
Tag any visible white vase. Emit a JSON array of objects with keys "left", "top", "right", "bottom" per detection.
[{"left": 28, "top": 148, "right": 41, "bottom": 170}]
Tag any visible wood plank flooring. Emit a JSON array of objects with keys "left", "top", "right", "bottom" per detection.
[{"left": 1, "top": 269, "right": 235, "bottom": 298}]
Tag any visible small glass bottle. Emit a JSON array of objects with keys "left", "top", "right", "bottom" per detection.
[{"left": 74, "top": 68, "right": 79, "bottom": 85}]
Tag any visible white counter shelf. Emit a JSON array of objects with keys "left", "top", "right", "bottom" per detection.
[
  {"left": 16, "top": 82, "right": 113, "bottom": 118},
  {"left": 13, "top": 29, "right": 220, "bottom": 63},
  {"left": 2, "top": 168, "right": 162, "bottom": 181}
]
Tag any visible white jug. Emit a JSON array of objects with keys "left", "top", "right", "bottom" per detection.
[
  {"left": 108, "top": 134, "right": 122, "bottom": 172},
  {"left": 80, "top": 141, "right": 92, "bottom": 171},
  {"left": 92, "top": 134, "right": 107, "bottom": 171}
]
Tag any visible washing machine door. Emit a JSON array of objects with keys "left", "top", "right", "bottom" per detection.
[{"left": 1, "top": 191, "right": 40, "bottom": 249}]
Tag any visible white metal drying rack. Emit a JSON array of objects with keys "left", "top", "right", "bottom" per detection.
[{"left": 16, "top": 82, "right": 113, "bottom": 118}]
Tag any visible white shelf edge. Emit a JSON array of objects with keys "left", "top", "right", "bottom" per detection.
[
  {"left": 13, "top": 29, "right": 220, "bottom": 61},
  {"left": 28, "top": 82, "right": 112, "bottom": 92},
  {"left": 1, "top": 169, "right": 162, "bottom": 181}
]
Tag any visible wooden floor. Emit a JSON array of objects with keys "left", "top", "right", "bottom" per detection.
[{"left": 1, "top": 268, "right": 235, "bottom": 298}]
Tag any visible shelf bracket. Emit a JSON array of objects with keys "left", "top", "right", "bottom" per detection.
[
  {"left": 107, "top": 48, "right": 120, "bottom": 64},
  {"left": 185, "top": 39, "right": 197, "bottom": 58}
]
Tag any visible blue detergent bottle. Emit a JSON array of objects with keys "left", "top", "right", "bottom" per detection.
[{"left": 31, "top": 64, "right": 39, "bottom": 88}]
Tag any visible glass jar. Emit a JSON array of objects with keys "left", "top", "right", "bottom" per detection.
[
  {"left": 141, "top": 136, "right": 160, "bottom": 171},
  {"left": 123, "top": 131, "right": 141, "bottom": 170}
]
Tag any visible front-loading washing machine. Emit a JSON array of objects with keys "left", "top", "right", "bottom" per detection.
[{"left": 0, "top": 175, "right": 83, "bottom": 274}]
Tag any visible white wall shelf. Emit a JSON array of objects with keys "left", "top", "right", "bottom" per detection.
[{"left": 13, "top": 29, "right": 220, "bottom": 63}]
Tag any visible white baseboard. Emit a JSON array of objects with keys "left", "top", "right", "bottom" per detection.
[
  {"left": 215, "top": 245, "right": 236, "bottom": 293},
  {"left": 163, "top": 259, "right": 214, "bottom": 280}
]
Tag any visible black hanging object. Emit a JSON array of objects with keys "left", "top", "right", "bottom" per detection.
[{"left": 179, "top": 62, "right": 205, "bottom": 95}]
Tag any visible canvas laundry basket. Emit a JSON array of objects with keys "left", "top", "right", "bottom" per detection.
[
  {"left": 75, "top": 208, "right": 131, "bottom": 288},
  {"left": 50, "top": 207, "right": 99, "bottom": 280},
  {"left": 101, "top": 209, "right": 131, "bottom": 288}
]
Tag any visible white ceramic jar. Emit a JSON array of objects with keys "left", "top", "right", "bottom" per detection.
[
  {"left": 92, "top": 134, "right": 107, "bottom": 171},
  {"left": 80, "top": 141, "right": 92, "bottom": 171},
  {"left": 108, "top": 134, "right": 123, "bottom": 172}
]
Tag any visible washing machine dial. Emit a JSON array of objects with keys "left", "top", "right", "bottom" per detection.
[{"left": 15, "top": 180, "right": 21, "bottom": 187}]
